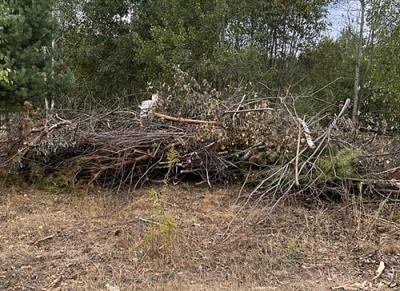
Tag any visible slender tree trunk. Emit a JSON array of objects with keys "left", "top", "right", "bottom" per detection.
[{"left": 352, "top": 0, "right": 366, "bottom": 128}]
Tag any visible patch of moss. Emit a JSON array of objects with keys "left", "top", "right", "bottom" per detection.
[{"left": 317, "top": 148, "right": 361, "bottom": 181}]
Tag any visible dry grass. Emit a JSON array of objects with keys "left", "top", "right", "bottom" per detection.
[{"left": 0, "top": 185, "right": 399, "bottom": 290}]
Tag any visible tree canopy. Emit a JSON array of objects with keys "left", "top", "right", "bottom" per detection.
[
  {"left": 2, "top": 0, "right": 400, "bottom": 127},
  {"left": 0, "top": 0, "right": 69, "bottom": 110}
]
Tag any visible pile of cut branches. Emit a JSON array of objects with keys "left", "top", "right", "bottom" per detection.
[{"left": 1, "top": 69, "right": 399, "bottom": 200}]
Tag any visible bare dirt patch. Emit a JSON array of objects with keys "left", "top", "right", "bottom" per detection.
[{"left": 0, "top": 186, "right": 399, "bottom": 290}]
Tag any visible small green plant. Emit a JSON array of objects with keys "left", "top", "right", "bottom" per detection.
[
  {"left": 318, "top": 148, "right": 361, "bottom": 181},
  {"left": 28, "top": 162, "right": 77, "bottom": 192},
  {"left": 164, "top": 146, "right": 179, "bottom": 184},
  {"left": 286, "top": 240, "right": 301, "bottom": 261},
  {"left": 136, "top": 189, "right": 177, "bottom": 258},
  {"left": 166, "top": 146, "right": 179, "bottom": 164},
  {"left": 149, "top": 188, "right": 160, "bottom": 207}
]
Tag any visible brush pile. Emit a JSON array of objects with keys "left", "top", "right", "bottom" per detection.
[{"left": 1, "top": 68, "right": 399, "bottom": 200}]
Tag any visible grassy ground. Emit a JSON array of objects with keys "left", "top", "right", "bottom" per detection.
[{"left": 0, "top": 185, "right": 399, "bottom": 290}]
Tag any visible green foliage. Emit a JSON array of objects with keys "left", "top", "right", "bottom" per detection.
[
  {"left": 286, "top": 240, "right": 300, "bottom": 259},
  {"left": 0, "top": 0, "right": 69, "bottom": 110},
  {"left": 42, "top": 0, "right": 400, "bottom": 126},
  {"left": 0, "top": 68, "right": 12, "bottom": 85},
  {"left": 134, "top": 0, "right": 331, "bottom": 90},
  {"left": 368, "top": 26, "right": 400, "bottom": 124},
  {"left": 317, "top": 148, "right": 361, "bottom": 181},
  {"left": 28, "top": 162, "right": 77, "bottom": 192},
  {"left": 133, "top": 0, "right": 229, "bottom": 86},
  {"left": 164, "top": 145, "right": 179, "bottom": 183},
  {"left": 135, "top": 189, "right": 177, "bottom": 257},
  {"left": 166, "top": 146, "right": 179, "bottom": 165},
  {"left": 296, "top": 34, "right": 355, "bottom": 113},
  {"left": 58, "top": 0, "right": 333, "bottom": 105},
  {"left": 57, "top": 0, "right": 137, "bottom": 105}
]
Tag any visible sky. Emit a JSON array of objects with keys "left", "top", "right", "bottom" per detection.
[{"left": 327, "top": 1, "right": 361, "bottom": 38}]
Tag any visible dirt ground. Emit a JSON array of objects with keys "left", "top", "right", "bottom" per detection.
[{"left": 0, "top": 185, "right": 399, "bottom": 291}]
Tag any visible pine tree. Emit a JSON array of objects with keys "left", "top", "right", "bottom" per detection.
[{"left": 0, "top": 0, "right": 63, "bottom": 110}]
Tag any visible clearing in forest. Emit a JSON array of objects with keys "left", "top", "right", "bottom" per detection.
[{"left": 0, "top": 186, "right": 399, "bottom": 290}]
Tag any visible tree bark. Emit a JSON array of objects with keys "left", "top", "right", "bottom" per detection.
[
  {"left": 352, "top": 0, "right": 366, "bottom": 129},
  {"left": 154, "top": 112, "right": 219, "bottom": 125}
]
